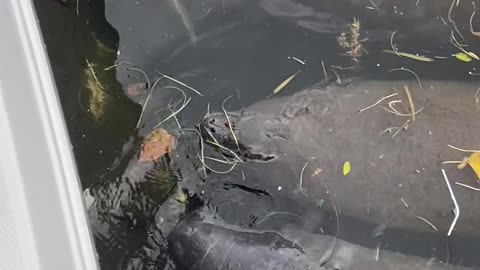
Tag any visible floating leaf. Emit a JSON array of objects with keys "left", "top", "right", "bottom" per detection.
[
  {"left": 454, "top": 52, "right": 473, "bottom": 62},
  {"left": 383, "top": 50, "right": 434, "bottom": 62},
  {"left": 467, "top": 152, "right": 480, "bottom": 181},
  {"left": 273, "top": 72, "right": 299, "bottom": 94},
  {"left": 139, "top": 128, "right": 176, "bottom": 162},
  {"left": 343, "top": 161, "right": 351, "bottom": 176}
]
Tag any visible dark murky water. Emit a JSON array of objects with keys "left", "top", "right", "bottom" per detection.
[{"left": 35, "top": 0, "right": 480, "bottom": 269}]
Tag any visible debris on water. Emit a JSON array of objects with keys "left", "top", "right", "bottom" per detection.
[
  {"left": 441, "top": 169, "right": 459, "bottom": 236},
  {"left": 391, "top": 119, "right": 410, "bottom": 138},
  {"left": 358, "top": 93, "right": 398, "bottom": 112},
  {"left": 448, "top": 0, "right": 464, "bottom": 40},
  {"left": 222, "top": 96, "right": 240, "bottom": 151},
  {"left": 277, "top": 186, "right": 282, "bottom": 191},
  {"left": 454, "top": 52, "right": 473, "bottom": 62},
  {"left": 312, "top": 168, "right": 323, "bottom": 177},
  {"left": 450, "top": 32, "right": 479, "bottom": 60},
  {"left": 470, "top": 9, "right": 480, "bottom": 37},
  {"left": 289, "top": 56, "right": 306, "bottom": 65},
  {"left": 321, "top": 60, "right": 328, "bottom": 80},
  {"left": 447, "top": 144, "right": 480, "bottom": 153},
  {"left": 343, "top": 161, "right": 351, "bottom": 176},
  {"left": 416, "top": 216, "right": 438, "bottom": 231},
  {"left": 455, "top": 182, "right": 480, "bottom": 191},
  {"left": 400, "top": 197, "right": 408, "bottom": 208},
  {"left": 273, "top": 71, "right": 300, "bottom": 94},
  {"left": 388, "top": 68, "right": 423, "bottom": 88},
  {"left": 139, "top": 128, "right": 176, "bottom": 162},
  {"left": 475, "top": 88, "right": 480, "bottom": 111},
  {"left": 367, "top": 0, "right": 379, "bottom": 10},
  {"left": 298, "top": 162, "right": 309, "bottom": 195},
  {"left": 403, "top": 85, "right": 415, "bottom": 121},
  {"left": 154, "top": 68, "right": 204, "bottom": 96},
  {"left": 383, "top": 50, "right": 434, "bottom": 62}
]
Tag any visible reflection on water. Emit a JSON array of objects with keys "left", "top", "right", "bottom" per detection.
[{"left": 35, "top": 0, "right": 480, "bottom": 269}]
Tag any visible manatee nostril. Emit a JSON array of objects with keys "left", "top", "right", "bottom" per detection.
[{"left": 209, "top": 127, "right": 216, "bottom": 133}]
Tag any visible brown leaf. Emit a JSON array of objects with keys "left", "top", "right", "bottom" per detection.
[{"left": 139, "top": 129, "right": 175, "bottom": 162}]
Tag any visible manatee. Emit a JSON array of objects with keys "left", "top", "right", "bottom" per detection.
[{"left": 167, "top": 79, "right": 480, "bottom": 269}]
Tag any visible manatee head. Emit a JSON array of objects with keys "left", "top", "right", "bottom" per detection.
[{"left": 196, "top": 109, "right": 294, "bottom": 162}]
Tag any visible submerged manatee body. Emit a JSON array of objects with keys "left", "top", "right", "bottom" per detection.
[{"left": 170, "top": 79, "right": 480, "bottom": 269}]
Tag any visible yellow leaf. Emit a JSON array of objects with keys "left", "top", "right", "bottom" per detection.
[
  {"left": 454, "top": 52, "right": 473, "bottom": 62},
  {"left": 343, "top": 161, "right": 351, "bottom": 176},
  {"left": 383, "top": 50, "right": 434, "bottom": 62},
  {"left": 468, "top": 152, "right": 480, "bottom": 181},
  {"left": 273, "top": 71, "right": 299, "bottom": 94}
]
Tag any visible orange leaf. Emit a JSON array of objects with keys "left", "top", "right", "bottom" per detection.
[{"left": 139, "top": 128, "right": 175, "bottom": 162}]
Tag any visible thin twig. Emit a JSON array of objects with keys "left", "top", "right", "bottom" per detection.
[
  {"left": 401, "top": 197, "right": 408, "bottom": 208},
  {"left": 448, "top": 0, "right": 465, "bottom": 40},
  {"left": 470, "top": 11, "right": 480, "bottom": 37},
  {"left": 154, "top": 97, "right": 191, "bottom": 128},
  {"left": 416, "top": 216, "right": 438, "bottom": 231},
  {"left": 321, "top": 60, "right": 328, "bottom": 81},
  {"left": 447, "top": 144, "right": 480, "bottom": 153},
  {"left": 392, "top": 119, "right": 411, "bottom": 138},
  {"left": 442, "top": 160, "right": 463, "bottom": 164},
  {"left": 170, "top": 108, "right": 184, "bottom": 134},
  {"left": 380, "top": 126, "right": 399, "bottom": 136},
  {"left": 358, "top": 93, "right": 398, "bottom": 112},
  {"left": 184, "top": 128, "right": 207, "bottom": 177},
  {"left": 204, "top": 130, "right": 243, "bottom": 163},
  {"left": 154, "top": 68, "right": 203, "bottom": 96},
  {"left": 290, "top": 57, "right": 306, "bottom": 65},
  {"left": 368, "top": 0, "right": 379, "bottom": 10},
  {"left": 388, "top": 68, "right": 423, "bottom": 89},
  {"left": 136, "top": 78, "right": 164, "bottom": 128},
  {"left": 404, "top": 85, "right": 415, "bottom": 121},
  {"left": 380, "top": 105, "right": 426, "bottom": 117},
  {"left": 390, "top": 31, "right": 399, "bottom": 55},
  {"left": 455, "top": 182, "right": 480, "bottom": 191},
  {"left": 198, "top": 154, "right": 238, "bottom": 174},
  {"left": 299, "top": 162, "right": 309, "bottom": 195},
  {"left": 222, "top": 96, "right": 241, "bottom": 151},
  {"left": 475, "top": 88, "right": 480, "bottom": 111},
  {"left": 103, "top": 61, "right": 136, "bottom": 71},
  {"left": 441, "top": 169, "right": 459, "bottom": 236},
  {"left": 86, "top": 59, "right": 104, "bottom": 89},
  {"left": 128, "top": 67, "right": 151, "bottom": 90}
]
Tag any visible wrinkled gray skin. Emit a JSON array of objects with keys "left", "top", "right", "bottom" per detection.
[{"left": 172, "top": 79, "right": 480, "bottom": 269}]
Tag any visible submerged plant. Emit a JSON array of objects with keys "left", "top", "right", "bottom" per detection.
[{"left": 337, "top": 18, "right": 365, "bottom": 63}]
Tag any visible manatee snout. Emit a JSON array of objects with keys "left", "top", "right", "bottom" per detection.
[{"left": 196, "top": 112, "right": 246, "bottom": 152}]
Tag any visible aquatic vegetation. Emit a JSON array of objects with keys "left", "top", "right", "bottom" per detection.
[
  {"left": 83, "top": 61, "right": 107, "bottom": 122},
  {"left": 383, "top": 50, "right": 434, "bottom": 62},
  {"left": 337, "top": 18, "right": 364, "bottom": 63}
]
